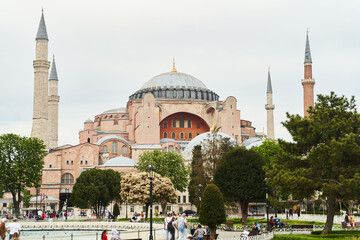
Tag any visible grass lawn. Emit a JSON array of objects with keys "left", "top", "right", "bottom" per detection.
[{"left": 274, "top": 230, "right": 360, "bottom": 239}]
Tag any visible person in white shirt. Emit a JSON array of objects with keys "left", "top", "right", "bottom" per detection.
[
  {"left": 164, "top": 212, "right": 173, "bottom": 240},
  {"left": 6, "top": 218, "right": 21, "bottom": 240},
  {"left": 175, "top": 214, "right": 187, "bottom": 240}
]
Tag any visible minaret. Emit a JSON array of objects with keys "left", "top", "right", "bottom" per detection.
[
  {"left": 48, "top": 55, "right": 60, "bottom": 149},
  {"left": 301, "top": 30, "right": 315, "bottom": 117},
  {"left": 265, "top": 67, "right": 275, "bottom": 140},
  {"left": 31, "top": 10, "right": 50, "bottom": 148}
]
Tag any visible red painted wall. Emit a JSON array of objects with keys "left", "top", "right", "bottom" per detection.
[{"left": 160, "top": 112, "right": 210, "bottom": 141}]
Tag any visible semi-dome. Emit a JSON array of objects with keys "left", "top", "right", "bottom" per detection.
[
  {"left": 182, "top": 131, "right": 237, "bottom": 160},
  {"left": 141, "top": 72, "right": 208, "bottom": 90},
  {"left": 129, "top": 69, "right": 219, "bottom": 101},
  {"left": 101, "top": 157, "right": 137, "bottom": 167}
]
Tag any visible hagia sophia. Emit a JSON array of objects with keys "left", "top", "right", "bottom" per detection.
[{"left": 1, "top": 11, "right": 315, "bottom": 216}]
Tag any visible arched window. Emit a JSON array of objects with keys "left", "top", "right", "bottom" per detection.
[
  {"left": 188, "top": 120, "right": 192, "bottom": 128},
  {"left": 121, "top": 145, "right": 128, "bottom": 155},
  {"left": 163, "top": 122, "right": 168, "bottom": 129},
  {"left": 112, "top": 142, "right": 118, "bottom": 154},
  {"left": 102, "top": 145, "right": 108, "bottom": 153},
  {"left": 188, "top": 133, "right": 193, "bottom": 139},
  {"left": 180, "top": 133, "right": 184, "bottom": 139},
  {"left": 87, "top": 138, "right": 90, "bottom": 143},
  {"left": 172, "top": 119, "right": 176, "bottom": 128},
  {"left": 163, "top": 132, "right": 168, "bottom": 138},
  {"left": 61, "top": 173, "right": 74, "bottom": 184},
  {"left": 171, "top": 132, "right": 176, "bottom": 139},
  {"left": 180, "top": 116, "right": 184, "bottom": 128}
]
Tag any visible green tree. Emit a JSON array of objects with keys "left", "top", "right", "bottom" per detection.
[
  {"left": 22, "top": 189, "right": 32, "bottom": 208},
  {"left": 214, "top": 147, "right": 266, "bottom": 226},
  {"left": 273, "top": 92, "right": 360, "bottom": 234},
  {"left": 113, "top": 203, "right": 120, "bottom": 218},
  {"left": 252, "top": 140, "right": 283, "bottom": 212},
  {"left": 201, "top": 132, "right": 235, "bottom": 181},
  {"left": 188, "top": 145, "right": 207, "bottom": 210},
  {"left": 199, "top": 184, "right": 226, "bottom": 240},
  {"left": 121, "top": 172, "right": 177, "bottom": 220},
  {"left": 0, "top": 134, "right": 46, "bottom": 217},
  {"left": 136, "top": 150, "right": 190, "bottom": 192},
  {"left": 70, "top": 168, "right": 121, "bottom": 219}
]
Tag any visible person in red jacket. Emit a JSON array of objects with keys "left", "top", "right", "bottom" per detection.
[{"left": 101, "top": 230, "right": 108, "bottom": 240}]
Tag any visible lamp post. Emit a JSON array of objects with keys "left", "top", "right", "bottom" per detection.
[
  {"left": 147, "top": 164, "right": 156, "bottom": 240},
  {"left": 265, "top": 180, "right": 270, "bottom": 232},
  {"left": 35, "top": 186, "right": 39, "bottom": 219},
  {"left": 65, "top": 188, "right": 69, "bottom": 221}
]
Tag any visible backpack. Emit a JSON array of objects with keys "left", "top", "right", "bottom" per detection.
[
  {"left": 167, "top": 221, "right": 174, "bottom": 232},
  {"left": 178, "top": 219, "right": 185, "bottom": 231}
]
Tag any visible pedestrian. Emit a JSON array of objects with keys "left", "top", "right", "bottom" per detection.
[
  {"left": 101, "top": 230, "right": 108, "bottom": 240},
  {"left": 289, "top": 208, "right": 293, "bottom": 218},
  {"left": 0, "top": 218, "right": 7, "bottom": 240},
  {"left": 175, "top": 213, "right": 187, "bottom": 240},
  {"left": 6, "top": 218, "right": 21, "bottom": 240},
  {"left": 205, "top": 226, "right": 210, "bottom": 235},
  {"left": 169, "top": 217, "right": 176, "bottom": 240},
  {"left": 110, "top": 229, "right": 121, "bottom": 240},
  {"left": 193, "top": 224, "right": 205, "bottom": 240},
  {"left": 297, "top": 208, "right": 300, "bottom": 218},
  {"left": 164, "top": 212, "right": 173, "bottom": 240},
  {"left": 285, "top": 208, "right": 289, "bottom": 219}
]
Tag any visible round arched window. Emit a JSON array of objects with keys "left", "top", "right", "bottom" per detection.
[{"left": 61, "top": 173, "right": 74, "bottom": 184}]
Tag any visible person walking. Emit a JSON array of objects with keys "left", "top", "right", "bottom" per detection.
[
  {"left": 6, "top": 218, "right": 21, "bottom": 240},
  {"left": 0, "top": 218, "right": 7, "bottom": 240},
  {"left": 175, "top": 213, "right": 187, "bottom": 240},
  {"left": 164, "top": 212, "right": 173, "bottom": 240}
]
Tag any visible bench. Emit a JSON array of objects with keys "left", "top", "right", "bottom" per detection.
[
  {"left": 248, "top": 230, "right": 259, "bottom": 236},
  {"left": 291, "top": 225, "right": 313, "bottom": 231},
  {"left": 342, "top": 222, "right": 360, "bottom": 228}
]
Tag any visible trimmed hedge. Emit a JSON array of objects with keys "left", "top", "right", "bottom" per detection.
[{"left": 274, "top": 231, "right": 360, "bottom": 240}]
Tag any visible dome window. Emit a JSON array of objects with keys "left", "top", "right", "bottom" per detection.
[
  {"left": 112, "top": 142, "right": 118, "bottom": 154},
  {"left": 188, "top": 120, "right": 192, "bottom": 128},
  {"left": 102, "top": 145, "right": 108, "bottom": 153},
  {"left": 172, "top": 120, "right": 176, "bottom": 128}
]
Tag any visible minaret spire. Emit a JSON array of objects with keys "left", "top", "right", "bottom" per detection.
[
  {"left": 31, "top": 11, "right": 51, "bottom": 148},
  {"left": 36, "top": 10, "right": 48, "bottom": 40},
  {"left": 265, "top": 67, "right": 275, "bottom": 140},
  {"left": 302, "top": 29, "right": 315, "bottom": 117},
  {"left": 48, "top": 55, "right": 60, "bottom": 149},
  {"left": 171, "top": 58, "right": 177, "bottom": 72}
]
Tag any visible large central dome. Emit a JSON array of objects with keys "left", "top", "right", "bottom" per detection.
[
  {"left": 141, "top": 72, "right": 208, "bottom": 90},
  {"left": 129, "top": 68, "right": 219, "bottom": 102}
]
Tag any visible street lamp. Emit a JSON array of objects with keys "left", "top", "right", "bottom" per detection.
[
  {"left": 65, "top": 188, "right": 69, "bottom": 221},
  {"left": 264, "top": 179, "right": 270, "bottom": 232},
  {"left": 35, "top": 185, "right": 40, "bottom": 220},
  {"left": 147, "top": 164, "right": 156, "bottom": 240}
]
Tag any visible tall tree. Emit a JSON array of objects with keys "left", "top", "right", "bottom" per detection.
[
  {"left": 70, "top": 168, "right": 121, "bottom": 219},
  {"left": 188, "top": 145, "right": 207, "bottom": 210},
  {"left": 0, "top": 134, "right": 47, "bottom": 217},
  {"left": 121, "top": 172, "right": 177, "bottom": 220},
  {"left": 136, "top": 150, "right": 190, "bottom": 192},
  {"left": 201, "top": 132, "right": 235, "bottom": 181},
  {"left": 252, "top": 140, "right": 283, "bottom": 212},
  {"left": 198, "top": 184, "right": 226, "bottom": 240},
  {"left": 214, "top": 147, "right": 266, "bottom": 226},
  {"left": 274, "top": 92, "right": 360, "bottom": 234}
]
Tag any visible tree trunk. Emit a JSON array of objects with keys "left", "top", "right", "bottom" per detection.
[
  {"left": 321, "top": 196, "right": 336, "bottom": 235},
  {"left": 11, "top": 191, "right": 21, "bottom": 218},
  {"left": 240, "top": 200, "right": 249, "bottom": 226},
  {"left": 210, "top": 226, "right": 217, "bottom": 240},
  {"left": 161, "top": 202, "right": 167, "bottom": 216}
]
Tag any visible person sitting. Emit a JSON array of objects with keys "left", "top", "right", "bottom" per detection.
[
  {"left": 269, "top": 216, "right": 275, "bottom": 229},
  {"left": 252, "top": 222, "right": 259, "bottom": 231}
]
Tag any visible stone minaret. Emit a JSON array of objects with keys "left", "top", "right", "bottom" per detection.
[
  {"left": 31, "top": 11, "right": 50, "bottom": 148},
  {"left": 265, "top": 67, "right": 275, "bottom": 140},
  {"left": 301, "top": 30, "right": 315, "bottom": 117},
  {"left": 48, "top": 55, "right": 60, "bottom": 149}
]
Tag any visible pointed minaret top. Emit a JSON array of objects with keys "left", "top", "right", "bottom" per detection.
[
  {"left": 304, "top": 29, "right": 312, "bottom": 63},
  {"left": 36, "top": 11, "right": 49, "bottom": 40},
  {"left": 267, "top": 66, "right": 273, "bottom": 93},
  {"left": 171, "top": 58, "right": 177, "bottom": 72},
  {"left": 49, "top": 55, "right": 58, "bottom": 81}
]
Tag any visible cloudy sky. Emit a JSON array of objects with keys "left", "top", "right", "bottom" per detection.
[{"left": 1, "top": 0, "right": 360, "bottom": 146}]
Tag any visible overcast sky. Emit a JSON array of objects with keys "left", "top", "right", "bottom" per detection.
[{"left": 1, "top": 0, "right": 360, "bottom": 146}]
